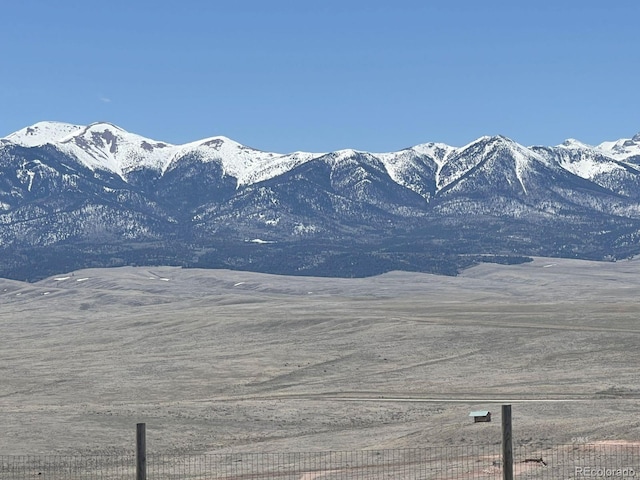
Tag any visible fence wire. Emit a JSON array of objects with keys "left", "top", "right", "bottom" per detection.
[
  {"left": 2, "top": 444, "right": 639, "bottom": 479},
  {"left": 0, "top": 455, "right": 135, "bottom": 479}
]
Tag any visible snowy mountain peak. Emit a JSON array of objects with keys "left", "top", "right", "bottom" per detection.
[
  {"left": 190, "top": 135, "right": 241, "bottom": 150},
  {"left": 458, "top": 134, "right": 509, "bottom": 151},
  {"left": 489, "top": 134, "right": 526, "bottom": 148},
  {"left": 334, "top": 148, "right": 360, "bottom": 157},
  {"left": 325, "top": 149, "right": 378, "bottom": 166},
  {"left": 411, "top": 142, "right": 455, "bottom": 163},
  {"left": 598, "top": 132, "right": 640, "bottom": 161},
  {"left": 560, "top": 138, "right": 592, "bottom": 149},
  {"left": 5, "top": 121, "right": 83, "bottom": 147},
  {"left": 84, "top": 121, "right": 126, "bottom": 132},
  {"left": 61, "top": 122, "right": 125, "bottom": 148},
  {"left": 493, "top": 134, "right": 511, "bottom": 141},
  {"left": 454, "top": 134, "right": 517, "bottom": 156},
  {"left": 61, "top": 121, "right": 161, "bottom": 144},
  {"left": 53, "top": 122, "right": 174, "bottom": 175}
]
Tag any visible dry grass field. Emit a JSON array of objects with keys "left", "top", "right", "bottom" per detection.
[{"left": 1, "top": 257, "right": 640, "bottom": 455}]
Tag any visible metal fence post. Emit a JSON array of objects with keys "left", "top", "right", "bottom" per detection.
[
  {"left": 502, "top": 405, "right": 513, "bottom": 480},
  {"left": 137, "top": 423, "right": 146, "bottom": 480}
]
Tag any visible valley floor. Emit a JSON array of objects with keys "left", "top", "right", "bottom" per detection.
[{"left": 1, "top": 258, "right": 639, "bottom": 454}]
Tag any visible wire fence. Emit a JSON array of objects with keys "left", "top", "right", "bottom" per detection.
[{"left": 2, "top": 443, "right": 639, "bottom": 479}]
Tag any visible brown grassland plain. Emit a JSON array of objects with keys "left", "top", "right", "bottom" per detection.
[{"left": 1, "top": 257, "right": 639, "bottom": 454}]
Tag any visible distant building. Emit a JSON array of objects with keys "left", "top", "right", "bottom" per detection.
[{"left": 469, "top": 410, "right": 491, "bottom": 423}]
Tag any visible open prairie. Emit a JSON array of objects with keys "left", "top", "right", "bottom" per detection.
[{"left": 1, "top": 258, "right": 640, "bottom": 455}]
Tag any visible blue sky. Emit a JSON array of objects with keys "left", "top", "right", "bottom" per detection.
[{"left": 2, "top": 1, "right": 639, "bottom": 152}]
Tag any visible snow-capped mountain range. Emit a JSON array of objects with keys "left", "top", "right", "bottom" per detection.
[
  {"left": 2, "top": 121, "right": 640, "bottom": 280},
  {"left": 3, "top": 121, "right": 319, "bottom": 185},
  {"left": 5, "top": 121, "right": 640, "bottom": 192}
]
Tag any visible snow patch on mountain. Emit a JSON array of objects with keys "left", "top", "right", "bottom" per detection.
[
  {"left": 374, "top": 148, "right": 437, "bottom": 200},
  {"left": 561, "top": 138, "right": 592, "bottom": 149},
  {"left": 6, "top": 121, "right": 84, "bottom": 147},
  {"left": 56, "top": 122, "right": 174, "bottom": 175},
  {"left": 244, "top": 151, "right": 319, "bottom": 185},
  {"left": 411, "top": 143, "right": 454, "bottom": 190},
  {"left": 598, "top": 132, "right": 640, "bottom": 161},
  {"left": 508, "top": 137, "right": 549, "bottom": 178},
  {"left": 411, "top": 142, "right": 456, "bottom": 163},
  {"left": 169, "top": 136, "right": 322, "bottom": 185},
  {"left": 553, "top": 140, "right": 622, "bottom": 179},
  {"left": 436, "top": 136, "right": 498, "bottom": 190},
  {"left": 327, "top": 149, "right": 362, "bottom": 164},
  {"left": 509, "top": 144, "right": 532, "bottom": 194}
]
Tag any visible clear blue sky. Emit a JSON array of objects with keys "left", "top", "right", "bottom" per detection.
[{"left": 2, "top": 1, "right": 638, "bottom": 152}]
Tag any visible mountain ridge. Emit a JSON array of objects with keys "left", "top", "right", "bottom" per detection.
[
  {"left": 2, "top": 121, "right": 640, "bottom": 281},
  {"left": 5, "top": 121, "right": 640, "bottom": 190}
]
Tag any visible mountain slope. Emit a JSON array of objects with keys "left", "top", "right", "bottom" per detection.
[{"left": 2, "top": 122, "right": 640, "bottom": 280}]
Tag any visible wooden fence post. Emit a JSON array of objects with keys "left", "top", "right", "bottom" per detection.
[
  {"left": 136, "top": 423, "right": 146, "bottom": 480},
  {"left": 502, "top": 405, "right": 513, "bottom": 480}
]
